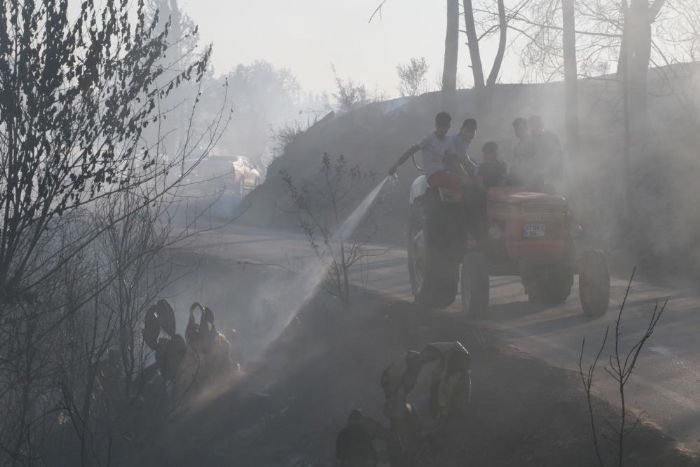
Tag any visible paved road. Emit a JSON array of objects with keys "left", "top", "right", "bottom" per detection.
[{"left": 176, "top": 225, "right": 700, "bottom": 452}]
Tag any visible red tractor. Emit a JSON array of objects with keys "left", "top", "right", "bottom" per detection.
[{"left": 407, "top": 176, "right": 610, "bottom": 318}]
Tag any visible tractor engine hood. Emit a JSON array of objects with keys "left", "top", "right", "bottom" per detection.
[{"left": 487, "top": 186, "right": 566, "bottom": 206}]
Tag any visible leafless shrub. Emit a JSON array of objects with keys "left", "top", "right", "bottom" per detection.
[
  {"left": 397, "top": 57, "right": 429, "bottom": 97},
  {"left": 579, "top": 268, "right": 667, "bottom": 467},
  {"left": 332, "top": 67, "right": 370, "bottom": 112},
  {"left": 274, "top": 122, "right": 308, "bottom": 158},
  {"left": 281, "top": 154, "right": 378, "bottom": 303}
]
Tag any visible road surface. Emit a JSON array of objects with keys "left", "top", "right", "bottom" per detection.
[{"left": 175, "top": 225, "right": 700, "bottom": 452}]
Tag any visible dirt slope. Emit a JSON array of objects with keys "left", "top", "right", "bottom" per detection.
[
  {"left": 146, "top": 283, "right": 698, "bottom": 467},
  {"left": 239, "top": 63, "right": 700, "bottom": 276}
]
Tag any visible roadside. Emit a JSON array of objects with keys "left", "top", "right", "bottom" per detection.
[
  {"left": 171, "top": 226, "right": 700, "bottom": 451},
  {"left": 137, "top": 243, "right": 698, "bottom": 466},
  {"left": 147, "top": 268, "right": 697, "bottom": 466}
]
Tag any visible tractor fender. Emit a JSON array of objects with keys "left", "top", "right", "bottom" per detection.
[{"left": 409, "top": 175, "right": 428, "bottom": 206}]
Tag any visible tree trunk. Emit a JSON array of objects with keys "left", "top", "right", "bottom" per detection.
[
  {"left": 618, "top": 0, "right": 664, "bottom": 228},
  {"left": 463, "top": 0, "right": 484, "bottom": 88},
  {"left": 626, "top": 0, "right": 652, "bottom": 126},
  {"left": 486, "top": 0, "right": 507, "bottom": 86},
  {"left": 562, "top": 0, "right": 579, "bottom": 162},
  {"left": 442, "top": 0, "right": 459, "bottom": 93},
  {"left": 619, "top": 0, "right": 660, "bottom": 134}
]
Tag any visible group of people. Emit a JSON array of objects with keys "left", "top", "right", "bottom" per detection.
[
  {"left": 389, "top": 111, "right": 562, "bottom": 194},
  {"left": 511, "top": 115, "right": 564, "bottom": 192},
  {"left": 335, "top": 342, "right": 472, "bottom": 467},
  {"left": 388, "top": 111, "right": 562, "bottom": 240},
  {"left": 143, "top": 300, "right": 235, "bottom": 402}
]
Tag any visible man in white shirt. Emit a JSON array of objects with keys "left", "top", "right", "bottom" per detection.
[{"left": 389, "top": 112, "right": 472, "bottom": 192}]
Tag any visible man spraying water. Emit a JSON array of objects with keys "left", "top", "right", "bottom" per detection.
[
  {"left": 388, "top": 112, "right": 476, "bottom": 192},
  {"left": 389, "top": 112, "right": 485, "bottom": 242}
]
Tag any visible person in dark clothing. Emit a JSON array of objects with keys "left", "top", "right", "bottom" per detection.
[
  {"left": 528, "top": 115, "right": 564, "bottom": 191},
  {"left": 478, "top": 142, "right": 508, "bottom": 188},
  {"left": 336, "top": 410, "right": 387, "bottom": 467},
  {"left": 512, "top": 117, "right": 535, "bottom": 163}
]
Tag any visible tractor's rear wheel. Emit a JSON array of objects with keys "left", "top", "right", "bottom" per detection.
[
  {"left": 408, "top": 200, "right": 459, "bottom": 308},
  {"left": 579, "top": 249, "right": 610, "bottom": 318},
  {"left": 461, "top": 250, "right": 490, "bottom": 318}
]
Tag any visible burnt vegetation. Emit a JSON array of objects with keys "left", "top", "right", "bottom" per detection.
[
  {"left": 0, "top": 0, "right": 230, "bottom": 464},
  {"left": 3, "top": 0, "right": 700, "bottom": 466}
]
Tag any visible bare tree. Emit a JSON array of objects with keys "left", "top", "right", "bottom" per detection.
[
  {"left": 281, "top": 154, "right": 378, "bottom": 303},
  {"left": 460, "top": 0, "right": 511, "bottom": 89},
  {"left": 332, "top": 68, "right": 370, "bottom": 112},
  {"left": 0, "top": 0, "right": 213, "bottom": 303},
  {"left": 398, "top": 57, "right": 430, "bottom": 96},
  {"left": 505, "top": 0, "right": 700, "bottom": 83},
  {"left": 0, "top": 0, "right": 231, "bottom": 463}
]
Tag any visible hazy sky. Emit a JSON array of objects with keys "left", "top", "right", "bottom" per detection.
[{"left": 181, "top": 0, "right": 492, "bottom": 96}]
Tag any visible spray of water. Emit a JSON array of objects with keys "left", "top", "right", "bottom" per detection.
[
  {"left": 251, "top": 176, "right": 391, "bottom": 357},
  {"left": 332, "top": 176, "right": 390, "bottom": 243}
]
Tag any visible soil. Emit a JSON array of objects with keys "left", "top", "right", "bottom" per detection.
[{"left": 143, "top": 264, "right": 698, "bottom": 467}]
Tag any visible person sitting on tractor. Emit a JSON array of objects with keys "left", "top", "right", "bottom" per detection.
[
  {"left": 446, "top": 118, "right": 489, "bottom": 240},
  {"left": 446, "top": 118, "right": 479, "bottom": 176},
  {"left": 478, "top": 142, "right": 509, "bottom": 188},
  {"left": 528, "top": 115, "right": 564, "bottom": 192},
  {"left": 510, "top": 117, "right": 536, "bottom": 186}
]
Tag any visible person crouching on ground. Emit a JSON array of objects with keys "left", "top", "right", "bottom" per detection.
[
  {"left": 478, "top": 142, "right": 509, "bottom": 188},
  {"left": 335, "top": 409, "right": 387, "bottom": 467}
]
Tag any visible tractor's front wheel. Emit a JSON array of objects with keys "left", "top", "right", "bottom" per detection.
[
  {"left": 461, "top": 250, "right": 490, "bottom": 318},
  {"left": 578, "top": 249, "right": 610, "bottom": 318}
]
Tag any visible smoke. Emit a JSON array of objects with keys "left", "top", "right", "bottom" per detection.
[{"left": 174, "top": 63, "right": 700, "bottom": 373}]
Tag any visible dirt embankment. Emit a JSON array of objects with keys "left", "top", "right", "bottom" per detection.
[
  {"left": 146, "top": 269, "right": 697, "bottom": 467},
  {"left": 240, "top": 63, "right": 700, "bottom": 278}
]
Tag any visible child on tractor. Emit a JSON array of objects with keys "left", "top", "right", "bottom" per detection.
[{"left": 478, "top": 142, "right": 509, "bottom": 188}]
